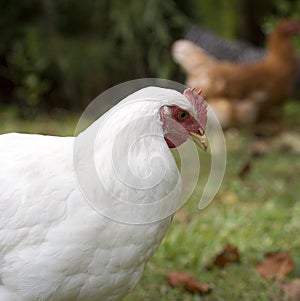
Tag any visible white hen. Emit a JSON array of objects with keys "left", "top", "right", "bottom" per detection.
[{"left": 0, "top": 87, "right": 207, "bottom": 301}]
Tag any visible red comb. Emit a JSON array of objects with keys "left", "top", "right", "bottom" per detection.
[
  {"left": 183, "top": 88, "right": 207, "bottom": 131},
  {"left": 191, "top": 88, "right": 203, "bottom": 95}
]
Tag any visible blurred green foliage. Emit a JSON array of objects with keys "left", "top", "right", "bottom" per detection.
[
  {"left": 7, "top": 27, "right": 50, "bottom": 117},
  {"left": 0, "top": 0, "right": 299, "bottom": 117}
]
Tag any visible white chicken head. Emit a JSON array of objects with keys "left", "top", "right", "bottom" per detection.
[
  {"left": 160, "top": 88, "right": 208, "bottom": 150},
  {"left": 74, "top": 83, "right": 226, "bottom": 224}
]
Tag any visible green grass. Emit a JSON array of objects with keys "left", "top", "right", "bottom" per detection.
[
  {"left": 0, "top": 107, "right": 78, "bottom": 136},
  {"left": 2, "top": 101, "right": 300, "bottom": 300}
]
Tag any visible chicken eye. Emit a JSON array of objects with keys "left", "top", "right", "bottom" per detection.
[{"left": 177, "top": 110, "right": 189, "bottom": 121}]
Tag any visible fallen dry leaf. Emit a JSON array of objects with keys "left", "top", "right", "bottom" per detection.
[
  {"left": 250, "top": 139, "right": 269, "bottom": 157},
  {"left": 207, "top": 244, "right": 240, "bottom": 269},
  {"left": 166, "top": 272, "right": 212, "bottom": 294},
  {"left": 280, "top": 279, "right": 300, "bottom": 301},
  {"left": 238, "top": 160, "right": 252, "bottom": 179},
  {"left": 256, "top": 251, "right": 293, "bottom": 278}
]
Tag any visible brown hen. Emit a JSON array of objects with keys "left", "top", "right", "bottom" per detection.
[{"left": 172, "top": 20, "right": 300, "bottom": 129}]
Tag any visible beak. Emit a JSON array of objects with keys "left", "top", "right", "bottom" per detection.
[{"left": 189, "top": 129, "right": 208, "bottom": 151}]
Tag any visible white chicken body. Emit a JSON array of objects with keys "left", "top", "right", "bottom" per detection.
[{"left": 0, "top": 87, "right": 203, "bottom": 301}]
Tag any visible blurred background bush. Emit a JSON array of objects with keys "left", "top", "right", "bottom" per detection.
[{"left": 0, "top": 0, "right": 300, "bottom": 117}]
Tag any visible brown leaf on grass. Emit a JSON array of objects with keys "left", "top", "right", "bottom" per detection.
[
  {"left": 238, "top": 160, "right": 252, "bottom": 179},
  {"left": 279, "top": 279, "right": 300, "bottom": 301},
  {"left": 256, "top": 251, "right": 293, "bottom": 278},
  {"left": 207, "top": 244, "right": 240, "bottom": 269},
  {"left": 250, "top": 139, "right": 268, "bottom": 157},
  {"left": 166, "top": 272, "right": 212, "bottom": 294}
]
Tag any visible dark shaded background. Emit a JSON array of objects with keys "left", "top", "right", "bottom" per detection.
[{"left": 0, "top": 0, "right": 299, "bottom": 117}]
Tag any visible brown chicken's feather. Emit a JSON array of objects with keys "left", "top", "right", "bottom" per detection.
[{"left": 172, "top": 20, "right": 300, "bottom": 129}]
